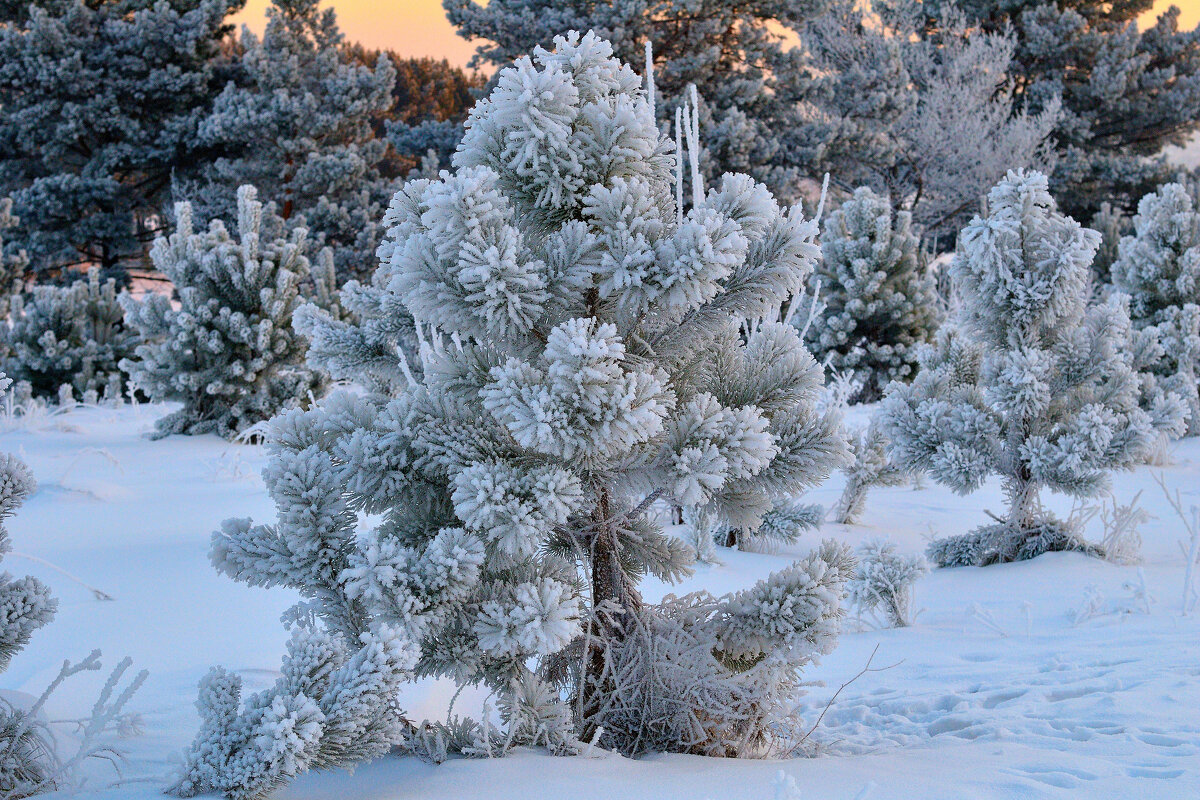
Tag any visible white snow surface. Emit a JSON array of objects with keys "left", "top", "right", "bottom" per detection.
[{"left": 6, "top": 402, "right": 1199, "bottom": 799}]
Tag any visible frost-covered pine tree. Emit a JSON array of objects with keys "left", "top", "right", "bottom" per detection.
[
  {"left": 1110, "top": 182, "right": 1200, "bottom": 434},
  {"left": 192, "top": 0, "right": 397, "bottom": 281},
  {"left": 2, "top": 270, "right": 135, "bottom": 402},
  {"left": 806, "top": 187, "right": 941, "bottom": 402},
  {"left": 120, "top": 186, "right": 328, "bottom": 439},
  {"left": 882, "top": 170, "right": 1157, "bottom": 567},
  {"left": 917, "top": 0, "right": 1200, "bottom": 221},
  {"left": 846, "top": 538, "right": 927, "bottom": 628},
  {"left": 831, "top": 422, "right": 907, "bottom": 526},
  {"left": 202, "top": 32, "right": 851, "bottom": 771}
]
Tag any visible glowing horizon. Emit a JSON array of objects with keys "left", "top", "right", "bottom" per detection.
[{"left": 232, "top": 0, "right": 1200, "bottom": 70}]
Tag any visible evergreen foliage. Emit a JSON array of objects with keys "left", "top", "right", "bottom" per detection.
[
  {"left": 0, "top": 377, "right": 55, "bottom": 670},
  {"left": 170, "top": 628, "right": 416, "bottom": 800},
  {"left": 0, "top": 373, "right": 58, "bottom": 795},
  {"left": 120, "top": 186, "right": 328, "bottom": 440},
  {"left": 882, "top": 171, "right": 1158, "bottom": 567},
  {"left": 0, "top": 0, "right": 241, "bottom": 280},
  {"left": 805, "top": 186, "right": 941, "bottom": 402},
  {"left": 1110, "top": 182, "right": 1200, "bottom": 433},
  {"left": 196, "top": 33, "right": 851, "bottom": 782},
  {"left": 2, "top": 270, "right": 135, "bottom": 402},
  {"left": 369, "top": 53, "right": 485, "bottom": 177},
  {"left": 190, "top": 0, "right": 397, "bottom": 282},
  {"left": 1090, "top": 201, "right": 1128, "bottom": 285}
]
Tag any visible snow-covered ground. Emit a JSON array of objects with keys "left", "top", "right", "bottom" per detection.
[{"left": 7, "top": 402, "right": 1199, "bottom": 800}]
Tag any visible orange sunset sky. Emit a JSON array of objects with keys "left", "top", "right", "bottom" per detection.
[{"left": 234, "top": 0, "right": 1200, "bottom": 69}]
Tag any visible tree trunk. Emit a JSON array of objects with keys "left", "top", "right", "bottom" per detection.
[
  {"left": 581, "top": 486, "right": 638, "bottom": 741},
  {"left": 1006, "top": 467, "right": 1038, "bottom": 535}
]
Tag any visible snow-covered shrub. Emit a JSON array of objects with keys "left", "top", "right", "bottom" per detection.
[
  {"left": 1110, "top": 182, "right": 1200, "bottom": 434},
  {"left": 847, "top": 539, "right": 927, "bottom": 628},
  {"left": 203, "top": 31, "right": 850, "bottom": 775},
  {"left": 832, "top": 422, "right": 907, "bottom": 525},
  {"left": 170, "top": 627, "right": 415, "bottom": 800},
  {"left": 805, "top": 187, "right": 940, "bottom": 402},
  {"left": 882, "top": 171, "right": 1158, "bottom": 568},
  {"left": 2, "top": 270, "right": 135, "bottom": 402},
  {"left": 0, "top": 369, "right": 56, "bottom": 796},
  {"left": 120, "top": 186, "right": 329, "bottom": 439},
  {"left": 1, "top": 650, "right": 147, "bottom": 798},
  {"left": 682, "top": 504, "right": 723, "bottom": 565}
]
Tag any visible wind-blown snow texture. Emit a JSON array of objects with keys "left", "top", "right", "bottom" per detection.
[{"left": 2, "top": 401, "right": 1196, "bottom": 798}]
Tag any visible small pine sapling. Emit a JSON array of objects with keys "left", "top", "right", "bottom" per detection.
[
  {"left": 805, "top": 187, "right": 941, "bottom": 402},
  {"left": 120, "top": 186, "right": 328, "bottom": 439},
  {"left": 847, "top": 539, "right": 928, "bottom": 628},
  {"left": 832, "top": 422, "right": 907, "bottom": 525},
  {"left": 883, "top": 171, "right": 1158, "bottom": 567},
  {"left": 1110, "top": 182, "right": 1200, "bottom": 434},
  {"left": 2, "top": 270, "right": 135, "bottom": 402},
  {"left": 197, "top": 33, "right": 852, "bottom": 781},
  {"left": 682, "top": 504, "right": 724, "bottom": 564}
]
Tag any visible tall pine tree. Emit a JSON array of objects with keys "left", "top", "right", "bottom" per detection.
[
  {"left": 799, "top": 1, "right": 1059, "bottom": 239},
  {"left": 0, "top": 0, "right": 242, "bottom": 281}
]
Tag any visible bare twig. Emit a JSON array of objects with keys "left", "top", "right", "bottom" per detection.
[{"left": 792, "top": 644, "right": 900, "bottom": 750}]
